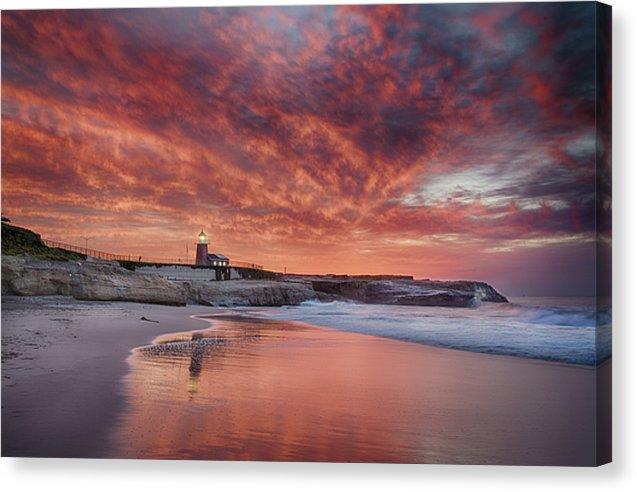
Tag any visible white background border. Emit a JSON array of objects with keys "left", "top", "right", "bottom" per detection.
[{"left": 0, "top": 0, "right": 635, "bottom": 490}]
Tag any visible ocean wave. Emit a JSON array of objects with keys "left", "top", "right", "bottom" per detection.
[
  {"left": 498, "top": 303, "right": 608, "bottom": 328},
  {"left": 242, "top": 298, "right": 611, "bottom": 366}
]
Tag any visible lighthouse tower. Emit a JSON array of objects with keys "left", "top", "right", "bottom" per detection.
[{"left": 195, "top": 230, "right": 210, "bottom": 266}]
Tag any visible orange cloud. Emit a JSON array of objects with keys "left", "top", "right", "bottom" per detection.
[{"left": 1, "top": 4, "right": 607, "bottom": 295}]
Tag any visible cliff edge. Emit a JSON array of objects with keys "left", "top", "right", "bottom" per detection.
[{"left": 2, "top": 255, "right": 507, "bottom": 308}]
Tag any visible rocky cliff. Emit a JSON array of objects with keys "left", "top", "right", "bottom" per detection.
[
  {"left": 310, "top": 278, "right": 508, "bottom": 307},
  {"left": 1, "top": 255, "right": 317, "bottom": 307},
  {"left": 2, "top": 255, "right": 187, "bottom": 305},
  {"left": 2, "top": 255, "right": 507, "bottom": 307},
  {"left": 183, "top": 279, "right": 318, "bottom": 306}
]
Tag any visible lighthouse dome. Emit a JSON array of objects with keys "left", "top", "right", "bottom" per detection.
[{"left": 198, "top": 230, "right": 209, "bottom": 244}]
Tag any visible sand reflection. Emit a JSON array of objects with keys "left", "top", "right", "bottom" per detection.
[{"left": 111, "top": 315, "right": 596, "bottom": 464}]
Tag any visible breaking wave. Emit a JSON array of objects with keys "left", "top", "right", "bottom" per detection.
[{"left": 241, "top": 297, "right": 611, "bottom": 366}]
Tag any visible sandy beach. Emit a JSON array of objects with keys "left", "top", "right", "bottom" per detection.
[
  {"left": 2, "top": 296, "right": 601, "bottom": 464},
  {"left": 1, "top": 296, "right": 215, "bottom": 458}
]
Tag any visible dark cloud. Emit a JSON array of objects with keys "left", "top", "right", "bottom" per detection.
[{"left": 1, "top": 4, "right": 605, "bottom": 293}]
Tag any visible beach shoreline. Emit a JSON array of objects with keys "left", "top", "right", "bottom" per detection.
[
  {"left": 2, "top": 296, "right": 602, "bottom": 464},
  {"left": 1, "top": 296, "right": 216, "bottom": 458}
]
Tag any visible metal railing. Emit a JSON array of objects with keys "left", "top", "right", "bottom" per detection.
[
  {"left": 229, "top": 260, "right": 264, "bottom": 270},
  {"left": 43, "top": 238, "right": 135, "bottom": 262},
  {"left": 42, "top": 238, "right": 263, "bottom": 269}
]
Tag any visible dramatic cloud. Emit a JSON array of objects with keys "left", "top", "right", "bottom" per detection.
[{"left": 1, "top": 4, "right": 609, "bottom": 295}]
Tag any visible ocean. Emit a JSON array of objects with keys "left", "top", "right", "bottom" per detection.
[{"left": 239, "top": 297, "right": 611, "bottom": 366}]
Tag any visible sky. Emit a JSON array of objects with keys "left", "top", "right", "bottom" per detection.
[{"left": 1, "top": 3, "right": 611, "bottom": 296}]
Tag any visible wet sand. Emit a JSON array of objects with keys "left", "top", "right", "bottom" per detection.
[
  {"left": 2, "top": 297, "right": 599, "bottom": 464},
  {"left": 1, "top": 296, "right": 215, "bottom": 458}
]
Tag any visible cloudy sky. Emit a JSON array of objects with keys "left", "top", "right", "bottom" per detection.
[{"left": 1, "top": 3, "right": 610, "bottom": 296}]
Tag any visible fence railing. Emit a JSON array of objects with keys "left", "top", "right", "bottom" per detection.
[
  {"left": 43, "top": 238, "right": 140, "bottom": 262},
  {"left": 42, "top": 238, "right": 263, "bottom": 270},
  {"left": 229, "top": 260, "right": 264, "bottom": 270}
]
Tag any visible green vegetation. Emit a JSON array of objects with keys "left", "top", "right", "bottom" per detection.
[{"left": 1, "top": 222, "right": 86, "bottom": 261}]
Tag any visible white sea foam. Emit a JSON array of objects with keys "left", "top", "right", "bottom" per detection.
[{"left": 240, "top": 297, "right": 611, "bottom": 366}]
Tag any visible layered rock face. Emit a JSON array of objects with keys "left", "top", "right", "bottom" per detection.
[
  {"left": 2, "top": 255, "right": 507, "bottom": 308},
  {"left": 311, "top": 278, "right": 508, "bottom": 307},
  {"left": 2, "top": 255, "right": 188, "bottom": 305},
  {"left": 183, "top": 279, "right": 318, "bottom": 306},
  {"left": 1, "top": 256, "right": 317, "bottom": 307}
]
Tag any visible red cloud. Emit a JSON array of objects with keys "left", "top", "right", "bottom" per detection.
[{"left": 1, "top": 4, "right": 603, "bottom": 295}]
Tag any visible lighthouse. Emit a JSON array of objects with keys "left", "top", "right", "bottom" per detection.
[
  {"left": 195, "top": 229, "right": 209, "bottom": 266},
  {"left": 194, "top": 229, "right": 230, "bottom": 267}
]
